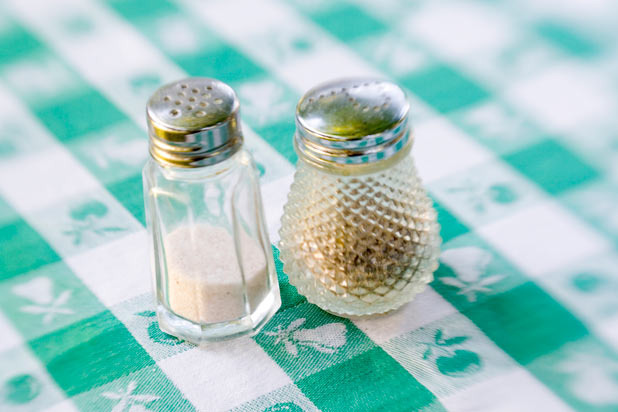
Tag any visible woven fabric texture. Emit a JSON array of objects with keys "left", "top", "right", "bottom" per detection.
[{"left": 0, "top": 0, "right": 617, "bottom": 411}]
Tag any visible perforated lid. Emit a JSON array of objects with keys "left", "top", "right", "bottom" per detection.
[
  {"left": 295, "top": 78, "right": 411, "bottom": 167},
  {"left": 146, "top": 78, "right": 243, "bottom": 168}
]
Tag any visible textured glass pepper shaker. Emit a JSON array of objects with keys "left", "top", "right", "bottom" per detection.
[
  {"left": 279, "top": 78, "right": 441, "bottom": 316},
  {"left": 143, "top": 78, "right": 280, "bottom": 343}
]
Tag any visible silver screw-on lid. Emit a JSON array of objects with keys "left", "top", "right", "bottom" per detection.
[
  {"left": 295, "top": 78, "right": 411, "bottom": 168},
  {"left": 146, "top": 78, "right": 243, "bottom": 168}
]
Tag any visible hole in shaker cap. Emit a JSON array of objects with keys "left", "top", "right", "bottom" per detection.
[
  {"left": 362, "top": 106, "right": 369, "bottom": 112},
  {"left": 174, "top": 100, "right": 182, "bottom": 106},
  {"left": 178, "top": 91, "right": 186, "bottom": 97},
  {"left": 163, "top": 96, "right": 171, "bottom": 102},
  {"left": 191, "top": 88, "right": 199, "bottom": 94},
  {"left": 195, "top": 110, "right": 206, "bottom": 117},
  {"left": 186, "top": 105, "right": 194, "bottom": 111},
  {"left": 206, "top": 85, "right": 213, "bottom": 90},
  {"left": 180, "top": 83, "right": 188, "bottom": 89},
  {"left": 170, "top": 109, "right": 180, "bottom": 117},
  {"left": 199, "top": 101, "right": 208, "bottom": 107},
  {"left": 214, "top": 98, "right": 223, "bottom": 104},
  {"left": 188, "top": 96, "right": 196, "bottom": 102}
]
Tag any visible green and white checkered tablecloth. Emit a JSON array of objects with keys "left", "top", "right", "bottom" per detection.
[{"left": 1, "top": 0, "right": 617, "bottom": 410}]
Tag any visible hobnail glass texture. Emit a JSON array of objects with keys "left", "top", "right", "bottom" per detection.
[{"left": 279, "top": 153, "right": 441, "bottom": 316}]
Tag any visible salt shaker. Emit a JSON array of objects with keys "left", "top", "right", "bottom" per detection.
[
  {"left": 143, "top": 78, "right": 280, "bottom": 343},
  {"left": 279, "top": 78, "right": 441, "bottom": 316}
]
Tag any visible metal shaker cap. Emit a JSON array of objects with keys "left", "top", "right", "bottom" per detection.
[
  {"left": 295, "top": 78, "right": 411, "bottom": 168},
  {"left": 147, "top": 78, "right": 243, "bottom": 168}
]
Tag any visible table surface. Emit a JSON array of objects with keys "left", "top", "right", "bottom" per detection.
[{"left": 1, "top": 0, "right": 618, "bottom": 411}]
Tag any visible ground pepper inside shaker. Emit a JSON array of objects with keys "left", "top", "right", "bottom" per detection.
[
  {"left": 279, "top": 78, "right": 441, "bottom": 317},
  {"left": 142, "top": 78, "right": 280, "bottom": 344}
]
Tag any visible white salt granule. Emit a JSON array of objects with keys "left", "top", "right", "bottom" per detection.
[{"left": 164, "top": 224, "right": 268, "bottom": 323}]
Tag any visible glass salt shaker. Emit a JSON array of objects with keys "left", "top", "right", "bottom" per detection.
[
  {"left": 279, "top": 78, "right": 441, "bottom": 317},
  {"left": 143, "top": 78, "right": 280, "bottom": 343}
]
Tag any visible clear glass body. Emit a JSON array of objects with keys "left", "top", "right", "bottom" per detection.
[
  {"left": 143, "top": 149, "right": 280, "bottom": 343},
  {"left": 279, "top": 150, "right": 441, "bottom": 316}
]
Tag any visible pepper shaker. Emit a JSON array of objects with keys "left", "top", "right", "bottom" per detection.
[
  {"left": 143, "top": 78, "right": 280, "bottom": 343},
  {"left": 279, "top": 78, "right": 441, "bottom": 316}
]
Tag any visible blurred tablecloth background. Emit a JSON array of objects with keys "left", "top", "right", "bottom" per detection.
[{"left": 1, "top": 0, "right": 618, "bottom": 411}]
